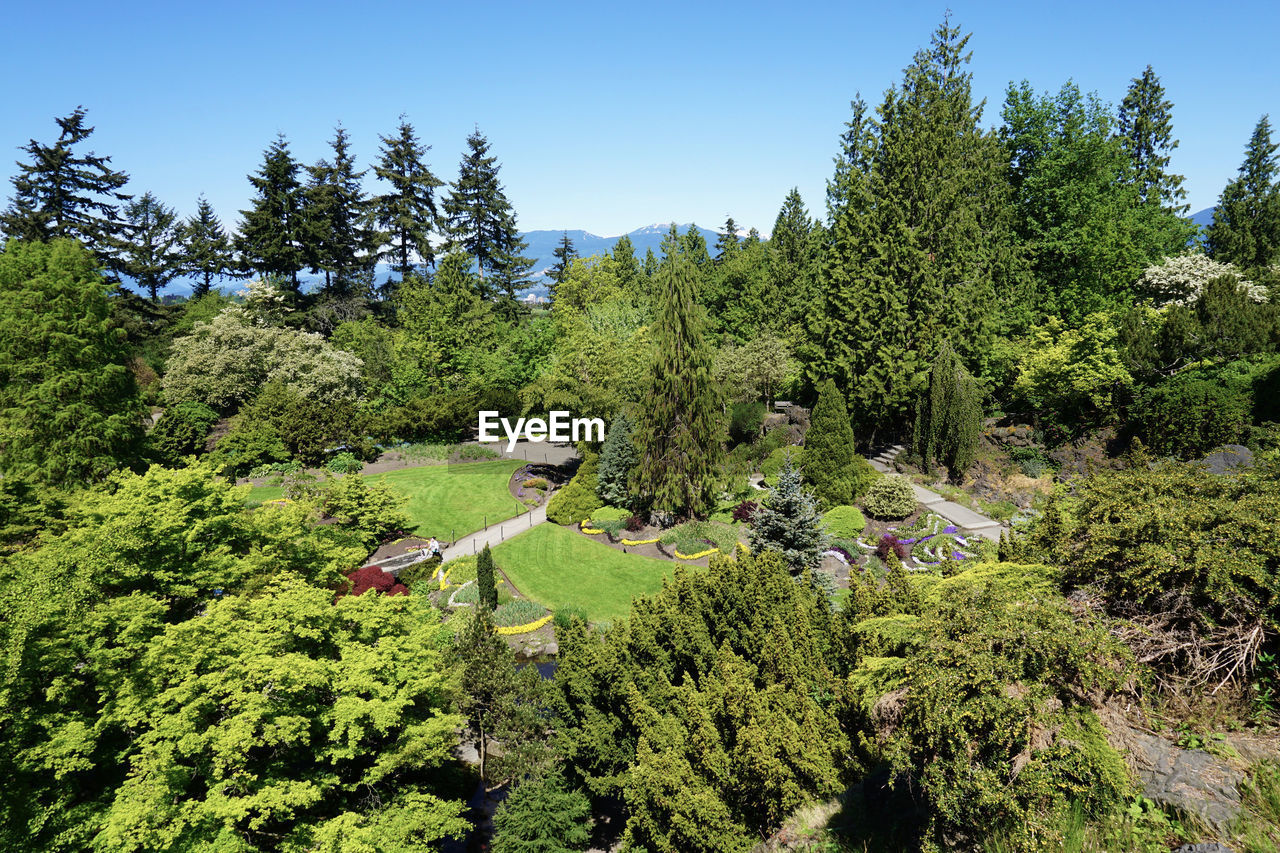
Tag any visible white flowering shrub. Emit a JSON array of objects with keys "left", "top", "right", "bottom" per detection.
[{"left": 1138, "top": 253, "right": 1266, "bottom": 307}]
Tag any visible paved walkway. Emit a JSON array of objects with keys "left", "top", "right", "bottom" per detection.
[
  {"left": 868, "top": 444, "right": 1004, "bottom": 541},
  {"left": 441, "top": 503, "right": 549, "bottom": 561}
]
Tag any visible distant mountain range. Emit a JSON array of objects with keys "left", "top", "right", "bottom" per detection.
[
  {"left": 1190, "top": 206, "right": 1214, "bottom": 232},
  {"left": 518, "top": 223, "right": 728, "bottom": 289}
]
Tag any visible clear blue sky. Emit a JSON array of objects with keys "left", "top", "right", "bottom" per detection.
[{"left": 2, "top": 0, "right": 1275, "bottom": 237}]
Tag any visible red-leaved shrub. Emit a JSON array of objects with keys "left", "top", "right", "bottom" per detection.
[
  {"left": 347, "top": 565, "right": 395, "bottom": 596},
  {"left": 387, "top": 582, "right": 409, "bottom": 596},
  {"left": 876, "top": 534, "right": 907, "bottom": 563},
  {"left": 731, "top": 500, "right": 758, "bottom": 523},
  {"left": 625, "top": 515, "right": 645, "bottom": 532}
]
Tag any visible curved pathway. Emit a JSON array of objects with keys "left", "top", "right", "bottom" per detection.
[{"left": 868, "top": 444, "right": 1004, "bottom": 541}]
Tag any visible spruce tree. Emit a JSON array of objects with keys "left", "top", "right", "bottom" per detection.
[
  {"left": 442, "top": 128, "right": 534, "bottom": 314},
  {"left": 596, "top": 411, "right": 638, "bottom": 506},
  {"left": 179, "top": 196, "right": 234, "bottom": 297},
  {"left": 912, "top": 341, "right": 982, "bottom": 482},
  {"left": 492, "top": 771, "right": 591, "bottom": 853},
  {"left": 118, "top": 191, "right": 183, "bottom": 301},
  {"left": 371, "top": 118, "right": 444, "bottom": 279},
  {"left": 548, "top": 231, "right": 577, "bottom": 298},
  {"left": 714, "top": 215, "right": 740, "bottom": 260},
  {"left": 748, "top": 458, "right": 829, "bottom": 572},
  {"left": 804, "top": 379, "right": 856, "bottom": 509},
  {"left": 476, "top": 543, "right": 497, "bottom": 611},
  {"left": 302, "top": 125, "right": 379, "bottom": 297},
  {"left": 1118, "top": 65, "right": 1188, "bottom": 213},
  {"left": 236, "top": 134, "right": 304, "bottom": 290},
  {"left": 0, "top": 107, "right": 130, "bottom": 264},
  {"left": 631, "top": 242, "right": 721, "bottom": 520},
  {"left": 612, "top": 234, "right": 642, "bottom": 293},
  {"left": 768, "top": 188, "right": 820, "bottom": 331},
  {"left": 1206, "top": 115, "right": 1280, "bottom": 270}
]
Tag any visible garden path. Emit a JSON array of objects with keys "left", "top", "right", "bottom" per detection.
[
  {"left": 440, "top": 503, "right": 549, "bottom": 561},
  {"left": 868, "top": 443, "right": 1004, "bottom": 540}
]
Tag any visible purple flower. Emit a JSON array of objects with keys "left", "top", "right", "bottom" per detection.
[{"left": 943, "top": 525, "right": 958, "bottom": 534}]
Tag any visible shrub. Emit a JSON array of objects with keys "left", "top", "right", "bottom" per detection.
[
  {"left": 822, "top": 505, "right": 866, "bottom": 539},
  {"left": 553, "top": 605, "right": 589, "bottom": 632},
  {"left": 397, "top": 555, "right": 441, "bottom": 590},
  {"left": 456, "top": 444, "right": 500, "bottom": 461},
  {"left": 370, "top": 393, "right": 474, "bottom": 444},
  {"left": 1132, "top": 374, "right": 1251, "bottom": 459},
  {"left": 148, "top": 401, "right": 219, "bottom": 465},
  {"left": 523, "top": 477, "right": 549, "bottom": 490},
  {"left": 805, "top": 380, "right": 857, "bottom": 507},
  {"left": 493, "top": 599, "right": 549, "bottom": 628},
  {"left": 876, "top": 534, "right": 907, "bottom": 563},
  {"left": 625, "top": 514, "right": 645, "bottom": 532},
  {"left": 321, "top": 475, "right": 410, "bottom": 547},
  {"left": 210, "top": 421, "right": 290, "bottom": 478},
  {"left": 546, "top": 452, "right": 602, "bottom": 524},
  {"left": 729, "top": 401, "right": 767, "bottom": 445},
  {"left": 731, "top": 500, "right": 758, "bottom": 523},
  {"left": 590, "top": 506, "right": 630, "bottom": 522},
  {"left": 326, "top": 451, "right": 363, "bottom": 474},
  {"left": 862, "top": 477, "right": 917, "bottom": 519},
  {"left": 345, "top": 565, "right": 394, "bottom": 596}
]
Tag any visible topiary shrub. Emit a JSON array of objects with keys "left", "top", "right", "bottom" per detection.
[
  {"left": 862, "top": 476, "right": 917, "bottom": 520},
  {"left": 1131, "top": 374, "right": 1250, "bottom": 459},
  {"left": 822, "top": 505, "right": 866, "bottom": 539},
  {"left": 546, "top": 452, "right": 602, "bottom": 524}
]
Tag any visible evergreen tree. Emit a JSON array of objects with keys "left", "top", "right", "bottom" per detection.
[
  {"left": 769, "top": 188, "right": 820, "bottom": 331},
  {"left": 0, "top": 107, "right": 130, "bottom": 264},
  {"left": 371, "top": 118, "right": 444, "bottom": 280},
  {"left": 642, "top": 247, "right": 659, "bottom": 279},
  {"left": 678, "top": 224, "right": 711, "bottom": 269},
  {"left": 236, "top": 134, "right": 304, "bottom": 290},
  {"left": 548, "top": 231, "right": 577, "bottom": 298},
  {"left": 611, "top": 234, "right": 642, "bottom": 293},
  {"left": 748, "top": 458, "right": 829, "bottom": 572},
  {"left": 491, "top": 771, "right": 592, "bottom": 853},
  {"left": 825, "top": 95, "right": 873, "bottom": 220},
  {"left": 395, "top": 251, "right": 494, "bottom": 390},
  {"left": 442, "top": 128, "right": 534, "bottom": 315},
  {"left": 596, "top": 411, "right": 638, "bottom": 506},
  {"left": 912, "top": 341, "right": 983, "bottom": 482},
  {"left": 745, "top": 227, "right": 761, "bottom": 246},
  {"left": 118, "top": 191, "right": 183, "bottom": 301},
  {"left": 804, "top": 379, "right": 857, "bottom": 508},
  {"left": 714, "top": 215, "right": 740, "bottom": 260},
  {"left": 302, "top": 125, "right": 379, "bottom": 297},
  {"left": 179, "top": 196, "right": 234, "bottom": 297},
  {"left": 1118, "top": 65, "right": 1188, "bottom": 213},
  {"left": 477, "top": 543, "right": 497, "bottom": 611},
  {"left": 631, "top": 242, "right": 721, "bottom": 520},
  {"left": 0, "top": 239, "right": 145, "bottom": 485},
  {"left": 1206, "top": 115, "right": 1280, "bottom": 270}
]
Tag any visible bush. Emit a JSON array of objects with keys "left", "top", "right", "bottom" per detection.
[
  {"left": 761, "top": 446, "right": 802, "bottom": 487},
  {"left": 210, "top": 422, "right": 290, "bottom": 478},
  {"left": 325, "top": 451, "right": 363, "bottom": 474},
  {"left": 590, "top": 506, "right": 630, "bottom": 522},
  {"left": 148, "top": 401, "right": 219, "bottom": 465},
  {"left": 729, "top": 401, "right": 767, "bottom": 445},
  {"left": 321, "top": 475, "right": 410, "bottom": 547},
  {"left": 546, "top": 452, "right": 602, "bottom": 524},
  {"left": 456, "top": 444, "right": 500, "bottom": 461},
  {"left": 731, "top": 500, "right": 758, "bottom": 523},
  {"left": 368, "top": 392, "right": 475, "bottom": 444},
  {"left": 862, "top": 477, "right": 917, "bottom": 520},
  {"left": 822, "top": 505, "right": 866, "bottom": 539},
  {"left": 625, "top": 514, "right": 645, "bottom": 532},
  {"left": 493, "top": 599, "right": 549, "bottom": 628},
  {"left": 553, "top": 605, "right": 589, "bottom": 632},
  {"left": 1132, "top": 374, "right": 1251, "bottom": 459},
  {"left": 523, "top": 477, "right": 549, "bottom": 491},
  {"left": 397, "top": 555, "right": 441, "bottom": 590},
  {"left": 876, "top": 534, "right": 907, "bottom": 563},
  {"left": 345, "top": 565, "right": 394, "bottom": 596}
]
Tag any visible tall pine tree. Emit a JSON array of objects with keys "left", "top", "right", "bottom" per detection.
[
  {"left": 768, "top": 188, "right": 821, "bottom": 332},
  {"left": 1206, "top": 115, "right": 1280, "bottom": 271},
  {"left": 442, "top": 128, "right": 534, "bottom": 316},
  {"left": 236, "top": 134, "right": 304, "bottom": 290},
  {"left": 302, "top": 125, "right": 379, "bottom": 297},
  {"left": 548, "top": 231, "right": 576, "bottom": 299},
  {"left": 118, "top": 191, "right": 183, "bottom": 301},
  {"left": 631, "top": 237, "right": 721, "bottom": 520},
  {"left": 1, "top": 107, "right": 130, "bottom": 266},
  {"left": 714, "top": 215, "right": 740, "bottom": 260},
  {"left": 179, "top": 196, "right": 234, "bottom": 297},
  {"left": 1118, "top": 65, "right": 1188, "bottom": 213},
  {"left": 372, "top": 118, "right": 443, "bottom": 280}
]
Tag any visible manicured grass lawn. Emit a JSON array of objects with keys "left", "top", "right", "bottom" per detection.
[
  {"left": 493, "top": 524, "right": 680, "bottom": 624},
  {"left": 248, "top": 459, "right": 526, "bottom": 538}
]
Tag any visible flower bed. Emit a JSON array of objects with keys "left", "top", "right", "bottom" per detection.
[
  {"left": 496, "top": 614, "right": 553, "bottom": 635},
  {"left": 579, "top": 519, "right": 606, "bottom": 535},
  {"left": 674, "top": 546, "right": 721, "bottom": 560},
  {"left": 621, "top": 536, "right": 661, "bottom": 546}
]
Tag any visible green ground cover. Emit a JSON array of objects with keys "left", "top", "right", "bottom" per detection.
[
  {"left": 492, "top": 523, "right": 678, "bottom": 624},
  {"left": 249, "top": 459, "right": 526, "bottom": 538}
]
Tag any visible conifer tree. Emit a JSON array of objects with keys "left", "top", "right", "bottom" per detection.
[
  {"left": 442, "top": 128, "right": 534, "bottom": 315},
  {"left": 804, "top": 379, "right": 857, "bottom": 508},
  {"left": 1118, "top": 65, "right": 1187, "bottom": 212},
  {"left": 1, "top": 107, "right": 130, "bottom": 264},
  {"left": 492, "top": 771, "right": 591, "bottom": 853},
  {"left": 476, "top": 543, "right": 497, "bottom": 611},
  {"left": 179, "top": 196, "right": 234, "bottom": 297},
  {"left": 748, "top": 458, "right": 829, "bottom": 572},
  {"left": 679, "top": 224, "right": 711, "bottom": 269},
  {"left": 631, "top": 241, "right": 721, "bottom": 520},
  {"left": 548, "top": 230, "right": 576, "bottom": 298},
  {"left": 912, "top": 341, "right": 983, "bottom": 482},
  {"left": 118, "top": 191, "right": 183, "bottom": 301},
  {"left": 714, "top": 215, "right": 740, "bottom": 260},
  {"left": 612, "top": 234, "right": 642, "bottom": 293},
  {"left": 596, "top": 411, "right": 638, "bottom": 506},
  {"left": 642, "top": 247, "right": 659, "bottom": 279},
  {"left": 769, "top": 188, "right": 820, "bottom": 330},
  {"left": 371, "top": 118, "right": 444, "bottom": 279},
  {"left": 396, "top": 251, "right": 494, "bottom": 388},
  {"left": 302, "top": 125, "right": 379, "bottom": 297},
  {"left": 236, "top": 134, "right": 304, "bottom": 290},
  {"left": 1206, "top": 115, "right": 1280, "bottom": 270}
]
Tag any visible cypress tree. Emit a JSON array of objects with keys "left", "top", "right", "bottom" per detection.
[
  {"left": 302, "top": 125, "right": 379, "bottom": 297},
  {"left": 371, "top": 118, "right": 444, "bottom": 280},
  {"left": 236, "top": 134, "right": 304, "bottom": 290},
  {"left": 179, "top": 196, "right": 234, "bottom": 297},
  {"left": 1118, "top": 65, "right": 1188, "bottom": 213},
  {"left": 1206, "top": 115, "right": 1280, "bottom": 271},
  {"left": 442, "top": 128, "right": 534, "bottom": 315},
  {"left": 748, "top": 458, "right": 829, "bottom": 572},
  {"left": 1, "top": 107, "right": 130, "bottom": 265},
  {"left": 804, "top": 379, "right": 856, "bottom": 508},
  {"left": 477, "top": 543, "right": 497, "bottom": 611},
  {"left": 548, "top": 231, "right": 577, "bottom": 298},
  {"left": 631, "top": 239, "right": 721, "bottom": 520},
  {"left": 118, "top": 191, "right": 183, "bottom": 301},
  {"left": 912, "top": 341, "right": 982, "bottom": 482},
  {"left": 596, "top": 411, "right": 638, "bottom": 506}
]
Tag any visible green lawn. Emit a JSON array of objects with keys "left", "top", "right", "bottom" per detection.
[
  {"left": 248, "top": 459, "right": 526, "bottom": 539},
  {"left": 493, "top": 524, "right": 680, "bottom": 624}
]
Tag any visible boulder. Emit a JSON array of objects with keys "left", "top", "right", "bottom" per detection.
[
  {"left": 543, "top": 641, "right": 559, "bottom": 657},
  {"left": 1200, "top": 444, "right": 1254, "bottom": 475}
]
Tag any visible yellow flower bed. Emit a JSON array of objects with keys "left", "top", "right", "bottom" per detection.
[
  {"left": 437, "top": 567, "right": 452, "bottom": 590},
  {"left": 620, "top": 536, "right": 660, "bottom": 546},
  {"left": 495, "top": 614, "right": 553, "bottom": 635},
  {"left": 674, "top": 546, "right": 721, "bottom": 560},
  {"left": 579, "top": 519, "right": 606, "bottom": 535}
]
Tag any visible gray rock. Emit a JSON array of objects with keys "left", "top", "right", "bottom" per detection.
[
  {"left": 1172, "top": 844, "right": 1234, "bottom": 853},
  {"left": 1200, "top": 444, "right": 1254, "bottom": 475},
  {"left": 542, "top": 642, "right": 558, "bottom": 657}
]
